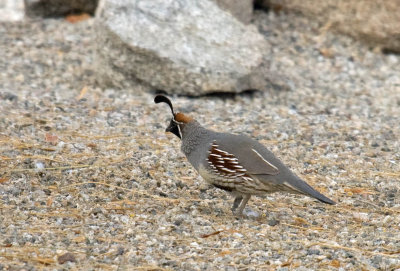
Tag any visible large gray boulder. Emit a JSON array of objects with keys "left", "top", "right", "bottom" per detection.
[
  {"left": 258, "top": 0, "right": 400, "bottom": 53},
  {"left": 95, "top": 0, "right": 269, "bottom": 96}
]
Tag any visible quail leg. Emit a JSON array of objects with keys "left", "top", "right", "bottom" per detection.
[
  {"left": 231, "top": 196, "right": 243, "bottom": 213},
  {"left": 234, "top": 195, "right": 251, "bottom": 216}
]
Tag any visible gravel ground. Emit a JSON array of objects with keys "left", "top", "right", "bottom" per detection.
[{"left": 1, "top": 10, "right": 400, "bottom": 270}]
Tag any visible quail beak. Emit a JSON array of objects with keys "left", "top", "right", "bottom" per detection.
[{"left": 166, "top": 119, "right": 182, "bottom": 139}]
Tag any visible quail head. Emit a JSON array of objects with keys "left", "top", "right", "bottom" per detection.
[{"left": 154, "top": 95, "right": 335, "bottom": 216}]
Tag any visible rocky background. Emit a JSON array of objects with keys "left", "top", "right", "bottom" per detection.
[{"left": 0, "top": 0, "right": 399, "bottom": 270}]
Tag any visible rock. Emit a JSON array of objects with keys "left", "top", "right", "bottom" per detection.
[
  {"left": 57, "top": 252, "right": 76, "bottom": 264},
  {"left": 371, "top": 255, "right": 382, "bottom": 268},
  {"left": 0, "top": 0, "right": 24, "bottom": 21},
  {"left": 24, "top": 0, "right": 99, "bottom": 17},
  {"left": 267, "top": 219, "right": 279, "bottom": 226},
  {"left": 0, "top": 92, "right": 18, "bottom": 101},
  {"left": 214, "top": 0, "right": 253, "bottom": 24},
  {"left": 307, "top": 249, "right": 320, "bottom": 255},
  {"left": 257, "top": 0, "right": 400, "bottom": 53},
  {"left": 95, "top": 0, "right": 269, "bottom": 96},
  {"left": 243, "top": 208, "right": 260, "bottom": 218}
]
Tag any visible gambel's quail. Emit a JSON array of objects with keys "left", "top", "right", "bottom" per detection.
[{"left": 154, "top": 95, "right": 335, "bottom": 216}]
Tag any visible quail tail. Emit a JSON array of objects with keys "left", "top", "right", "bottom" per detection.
[{"left": 289, "top": 177, "right": 335, "bottom": 205}]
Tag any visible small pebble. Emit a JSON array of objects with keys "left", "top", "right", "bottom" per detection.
[{"left": 58, "top": 252, "right": 76, "bottom": 264}]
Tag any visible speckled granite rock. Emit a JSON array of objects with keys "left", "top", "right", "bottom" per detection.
[
  {"left": 258, "top": 0, "right": 400, "bottom": 52},
  {"left": 95, "top": 0, "right": 269, "bottom": 95}
]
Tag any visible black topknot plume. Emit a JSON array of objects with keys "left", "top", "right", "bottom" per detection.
[{"left": 154, "top": 94, "right": 175, "bottom": 116}]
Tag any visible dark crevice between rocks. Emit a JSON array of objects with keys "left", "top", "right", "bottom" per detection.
[
  {"left": 197, "top": 89, "right": 259, "bottom": 99},
  {"left": 381, "top": 48, "right": 400, "bottom": 56},
  {"left": 254, "top": 0, "right": 284, "bottom": 14},
  {"left": 253, "top": 0, "right": 269, "bottom": 11},
  {"left": 24, "top": 0, "right": 99, "bottom": 18},
  {"left": 153, "top": 89, "right": 260, "bottom": 100}
]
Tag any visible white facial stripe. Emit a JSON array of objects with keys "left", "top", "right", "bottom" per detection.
[
  {"left": 172, "top": 119, "right": 184, "bottom": 125},
  {"left": 251, "top": 148, "right": 279, "bottom": 171}
]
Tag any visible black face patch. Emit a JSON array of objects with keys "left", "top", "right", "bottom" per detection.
[{"left": 165, "top": 119, "right": 181, "bottom": 139}]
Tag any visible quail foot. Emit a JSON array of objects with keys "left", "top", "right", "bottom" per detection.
[{"left": 154, "top": 95, "right": 335, "bottom": 216}]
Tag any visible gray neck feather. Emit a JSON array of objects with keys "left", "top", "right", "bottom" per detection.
[{"left": 180, "top": 121, "right": 209, "bottom": 155}]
